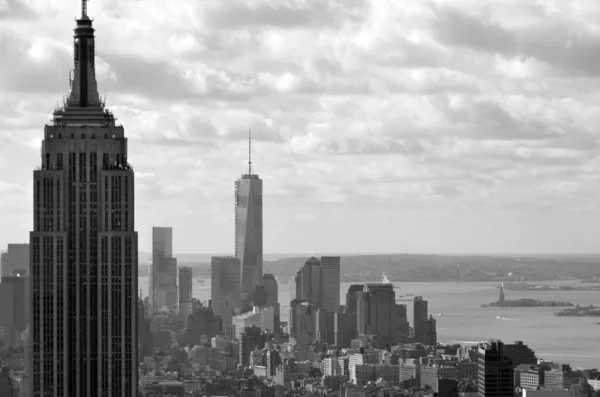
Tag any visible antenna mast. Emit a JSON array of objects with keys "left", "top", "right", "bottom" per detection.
[
  {"left": 248, "top": 128, "right": 252, "bottom": 175},
  {"left": 82, "top": 0, "right": 89, "bottom": 18}
]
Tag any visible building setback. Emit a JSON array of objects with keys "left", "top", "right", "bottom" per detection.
[{"left": 30, "top": 2, "right": 138, "bottom": 395}]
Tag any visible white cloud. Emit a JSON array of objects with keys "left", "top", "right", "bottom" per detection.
[{"left": 1, "top": 0, "right": 600, "bottom": 253}]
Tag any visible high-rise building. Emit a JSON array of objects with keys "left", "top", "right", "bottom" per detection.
[
  {"left": 426, "top": 315, "right": 437, "bottom": 346},
  {"left": 262, "top": 274, "right": 280, "bottom": 334},
  {"left": 179, "top": 267, "right": 193, "bottom": 318},
  {"left": 0, "top": 244, "right": 29, "bottom": 277},
  {"left": 262, "top": 274, "right": 278, "bottom": 307},
  {"left": 138, "top": 298, "right": 153, "bottom": 361},
  {"left": 356, "top": 284, "right": 396, "bottom": 345},
  {"left": 320, "top": 257, "right": 341, "bottom": 313},
  {"left": 150, "top": 226, "right": 177, "bottom": 312},
  {"left": 413, "top": 296, "right": 429, "bottom": 344},
  {"left": 235, "top": 133, "right": 263, "bottom": 306},
  {"left": 239, "top": 326, "right": 266, "bottom": 366},
  {"left": 394, "top": 304, "right": 410, "bottom": 342},
  {"left": 0, "top": 276, "right": 29, "bottom": 332},
  {"left": 477, "top": 340, "right": 515, "bottom": 397},
  {"left": 503, "top": 341, "right": 537, "bottom": 367},
  {"left": 293, "top": 256, "right": 341, "bottom": 312},
  {"left": 211, "top": 256, "right": 241, "bottom": 337},
  {"left": 29, "top": 3, "right": 138, "bottom": 395}
]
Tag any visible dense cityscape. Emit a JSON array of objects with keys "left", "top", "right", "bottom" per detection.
[{"left": 0, "top": 1, "right": 600, "bottom": 397}]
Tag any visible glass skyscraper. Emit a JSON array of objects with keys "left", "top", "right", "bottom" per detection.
[
  {"left": 29, "top": 2, "right": 138, "bottom": 396},
  {"left": 235, "top": 170, "right": 263, "bottom": 306}
]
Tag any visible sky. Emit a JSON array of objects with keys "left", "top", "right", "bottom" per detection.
[{"left": 1, "top": 0, "right": 600, "bottom": 255}]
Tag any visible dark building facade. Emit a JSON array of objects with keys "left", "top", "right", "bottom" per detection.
[
  {"left": 413, "top": 296, "right": 429, "bottom": 344},
  {"left": 239, "top": 326, "right": 266, "bottom": 366},
  {"left": 30, "top": 3, "right": 138, "bottom": 396},
  {"left": 477, "top": 340, "right": 515, "bottom": 397},
  {"left": 503, "top": 341, "right": 537, "bottom": 367}
]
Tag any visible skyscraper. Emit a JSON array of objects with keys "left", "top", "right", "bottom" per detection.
[
  {"left": 413, "top": 296, "right": 429, "bottom": 344},
  {"left": 0, "top": 243, "right": 29, "bottom": 277},
  {"left": 150, "top": 226, "right": 177, "bottom": 312},
  {"left": 477, "top": 340, "right": 514, "bottom": 397},
  {"left": 211, "top": 256, "right": 241, "bottom": 337},
  {"left": 30, "top": 2, "right": 138, "bottom": 395},
  {"left": 293, "top": 256, "right": 341, "bottom": 312},
  {"left": 262, "top": 274, "right": 280, "bottom": 333},
  {"left": 356, "top": 284, "right": 396, "bottom": 345},
  {"left": 178, "top": 267, "right": 193, "bottom": 318},
  {"left": 320, "top": 256, "right": 341, "bottom": 313},
  {"left": 235, "top": 132, "right": 263, "bottom": 306}
]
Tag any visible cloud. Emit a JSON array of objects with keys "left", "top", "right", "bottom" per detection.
[{"left": 1, "top": 0, "right": 600, "bottom": 254}]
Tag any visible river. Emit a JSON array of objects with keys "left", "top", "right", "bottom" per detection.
[{"left": 138, "top": 277, "right": 600, "bottom": 369}]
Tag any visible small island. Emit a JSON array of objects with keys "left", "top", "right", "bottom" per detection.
[
  {"left": 555, "top": 305, "right": 600, "bottom": 317},
  {"left": 480, "top": 284, "right": 574, "bottom": 308}
]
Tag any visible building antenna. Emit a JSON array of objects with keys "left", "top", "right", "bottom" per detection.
[
  {"left": 82, "top": 0, "right": 89, "bottom": 18},
  {"left": 248, "top": 128, "right": 252, "bottom": 175}
]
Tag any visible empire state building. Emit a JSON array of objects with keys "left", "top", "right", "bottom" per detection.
[{"left": 30, "top": 2, "right": 138, "bottom": 396}]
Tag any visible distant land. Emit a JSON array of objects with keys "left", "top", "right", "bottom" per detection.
[{"left": 137, "top": 252, "right": 600, "bottom": 282}]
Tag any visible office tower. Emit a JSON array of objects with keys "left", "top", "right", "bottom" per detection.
[
  {"left": 395, "top": 304, "right": 410, "bottom": 342},
  {"left": 235, "top": 132, "right": 263, "bottom": 305},
  {"left": 292, "top": 271, "right": 301, "bottom": 300},
  {"left": 426, "top": 315, "right": 437, "bottom": 346},
  {"left": 334, "top": 311, "right": 353, "bottom": 348},
  {"left": 503, "top": 341, "right": 537, "bottom": 367},
  {"left": 150, "top": 226, "right": 177, "bottom": 312},
  {"left": 413, "top": 296, "right": 428, "bottom": 344},
  {"left": 477, "top": 340, "right": 515, "bottom": 397},
  {"left": 0, "top": 243, "right": 29, "bottom": 277},
  {"left": 345, "top": 284, "right": 364, "bottom": 313},
  {"left": 179, "top": 267, "right": 193, "bottom": 318},
  {"left": 138, "top": 298, "right": 153, "bottom": 361},
  {"left": 262, "top": 274, "right": 278, "bottom": 307},
  {"left": 356, "top": 284, "right": 396, "bottom": 345},
  {"left": 262, "top": 274, "right": 280, "bottom": 333},
  {"left": 253, "top": 285, "right": 268, "bottom": 306},
  {"left": 294, "top": 256, "right": 342, "bottom": 311},
  {"left": 239, "top": 326, "right": 266, "bottom": 366},
  {"left": 0, "top": 276, "right": 29, "bottom": 332},
  {"left": 298, "top": 257, "right": 321, "bottom": 306},
  {"left": 320, "top": 256, "right": 341, "bottom": 313},
  {"left": 211, "top": 256, "right": 241, "bottom": 337},
  {"left": 29, "top": 3, "right": 138, "bottom": 395},
  {"left": 232, "top": 306, "right": 275, "bottom": 339},
  {"left": 315, "top": 309, "right": 336, "bottom": 345},
  {"left": 181, "top": 307, "right": 222, "bottom": 347}
]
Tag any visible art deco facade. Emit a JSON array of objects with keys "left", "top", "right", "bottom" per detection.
[
  {"left": 150, "top": 226, "right": 177, "bottom": 312},
  {"left": 235, "top": 171, "right": 263, "bottom": 305},
  {"left": 29, "top": 4, "right": 138, "bottom": 396}
]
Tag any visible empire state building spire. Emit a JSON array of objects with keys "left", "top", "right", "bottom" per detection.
[
  {"left": 69, "top": 0, "right": 100, "bottom": 108},
  {"left": 51, "top": 0, "right": 115, "bottom": 127}
]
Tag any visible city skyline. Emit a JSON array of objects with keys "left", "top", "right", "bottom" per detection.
[{"left": 3, "top": 1, "right": 600, "bottom": 255}]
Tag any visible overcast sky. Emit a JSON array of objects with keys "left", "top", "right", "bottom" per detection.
[{"left": 1, "top": 0, "right": 600, "bottom": 255}]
